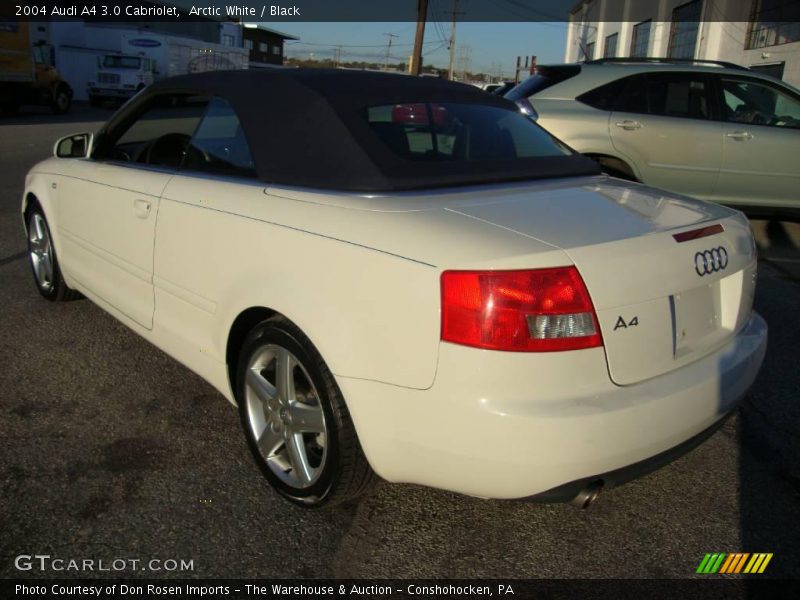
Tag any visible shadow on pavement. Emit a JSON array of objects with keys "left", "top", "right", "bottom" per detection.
[
  {"left": 738, "top": 256, "right": 800, "bottom": 578},
  {"left": 0, "top": 102, "right": 114, "bottom": 127}
]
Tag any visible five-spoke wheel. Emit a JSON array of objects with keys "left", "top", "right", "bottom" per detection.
[
  {"left": 28, "top": 212, "right": 54, "bottom": 293},
  {"left": 244, "top": 344, "right": 328, "bottom": 489},
  {"left": 237, "top": 316, "right": 375, "bottom": 507},
  {"left": 26, "top": 204, "right": 80, "bottom": 301}
]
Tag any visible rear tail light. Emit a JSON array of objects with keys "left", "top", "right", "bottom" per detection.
[{"left": 441, "top": 267, "right": 602, "bottom": 352}]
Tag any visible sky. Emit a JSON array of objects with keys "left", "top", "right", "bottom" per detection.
[{"left": 270, "top": 22, "right": 569, "bottom": 77}]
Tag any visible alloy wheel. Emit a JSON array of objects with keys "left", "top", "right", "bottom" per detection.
[
  {"left": 243, "top": 344, "right": 328, "bottom": 489},
  {"left": 28, "top": 213, "right": 54, "bottom": 292}
]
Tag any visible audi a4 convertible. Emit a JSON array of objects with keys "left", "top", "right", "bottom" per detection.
[{"left": 22, "top": 70, "right": 767, "bottom": 507}]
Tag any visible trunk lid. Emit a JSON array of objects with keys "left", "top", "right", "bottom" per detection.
[{"left": 448, "top": 179, "right": 758, "bottom": 385}]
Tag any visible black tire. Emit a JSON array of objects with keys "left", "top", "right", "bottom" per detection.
[
  {"left": 593, "top": 156, "right": 638, "bottom": 182},
  {"left": 51, "top": 85, "right": 71, "bottom": 115},
  {"left": 236, "top": 316, "right": 375, "bottom": 508},
  {"left": 26, "top": 204, "right": 81, "bottom": 302}
]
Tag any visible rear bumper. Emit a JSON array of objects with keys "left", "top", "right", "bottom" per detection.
[
  {"left": 338, "top": 312, "right": 767, "bottom": 500},
  {"left": 525, "top": 410, "right": 733, "bottom": 502}
]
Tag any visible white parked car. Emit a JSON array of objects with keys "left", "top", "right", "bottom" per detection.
[{"left": 23, "top": 70, "right": 767, "bottom": 508}]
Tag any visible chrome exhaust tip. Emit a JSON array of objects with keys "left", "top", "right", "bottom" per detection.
[{"left": 569, "top": 480, "right": 603, "bottom": 509}]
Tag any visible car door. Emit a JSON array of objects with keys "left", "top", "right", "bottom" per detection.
[
  {"left": 152, "top": 96, "right": 262, "bottom": 372},
  {"left": 608, "top": 72, "right": 722, "bottom": 200},
  {"left": 56, "top": 93, "right": 209, "bottom": 329},
  {"left": 712, "top": 74, "right": 800, "bottom": 211}
]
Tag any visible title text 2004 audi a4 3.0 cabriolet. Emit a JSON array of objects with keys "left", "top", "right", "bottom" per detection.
[{"left": 22, "top": 70, "right": 766, "bottom": 508}]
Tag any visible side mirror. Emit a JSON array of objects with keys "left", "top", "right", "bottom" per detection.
[{"left": 54, "top": 133, "right": 93, "bottom": 158}]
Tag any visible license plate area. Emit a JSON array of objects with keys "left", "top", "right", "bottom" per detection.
[{"left": 672, "top": 282, "right": 722, "bottom": 359}]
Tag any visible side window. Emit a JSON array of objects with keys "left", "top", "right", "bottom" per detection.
[
  {"left": 644, "top": 73, "right": 709, "bottom": 119},
  {"left": 182, "top": 97, "right": 257, "bottom": 178},
  {"left": 720, "top": 78, "right": 800, "bottom": 129},
  {"left": 103, "top": 94, "right": 209, "bottom": 169},
  {"left": 576, "top": 76, "right": 633, "bottom": 111},
  {"left": 616, "top": 74, "right": 649, "bottom": 114}
]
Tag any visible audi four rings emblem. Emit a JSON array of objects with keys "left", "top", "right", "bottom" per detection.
[{"left": 694, "top": 246, "right": 729, "bottom": 276}]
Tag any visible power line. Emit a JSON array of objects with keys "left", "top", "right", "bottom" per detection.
[
  {"left": 285, "top": 40, "right": 436, "bottom": 49},
  {"left": 429, "top": 0, "right": 450, "bottom": 46},
  {"left": 383, "top": 32, "right": 400, "bottom": 69}
]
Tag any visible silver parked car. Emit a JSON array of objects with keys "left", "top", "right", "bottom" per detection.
[{"left": 507, "top": 59, "right": 800, "bottom": 217}]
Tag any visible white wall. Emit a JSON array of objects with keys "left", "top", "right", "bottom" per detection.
[{"left": 563, "top": 0, "right": 800, "bottom": 88}]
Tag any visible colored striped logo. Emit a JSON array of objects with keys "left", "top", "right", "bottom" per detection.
[{"left": 696, "top": 553, "right": 773, "bottom": 574}]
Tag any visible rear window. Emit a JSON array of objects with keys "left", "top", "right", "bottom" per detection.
[
  {"left": 366, "top": 102, "right": 570, "bottom": 161},
  {"left": 505, "top": 66, "right": 582, "bottom": 101}
]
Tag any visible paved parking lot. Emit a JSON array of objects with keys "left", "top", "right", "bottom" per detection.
[{"left": 1, "top": 104, "right": 798, "bottom": 580}]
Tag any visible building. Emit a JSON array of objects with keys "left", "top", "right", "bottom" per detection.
[
  {"left": 46, "top": 19, "right": 248, "bottom": 100},
  {"left": 241, "top": 24, "right": 298, "bottom": 67},
  {"left": 565, "top": 0, "right": 800, "bottom": 87}
]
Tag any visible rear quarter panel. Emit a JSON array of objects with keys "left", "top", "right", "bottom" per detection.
[
  {"left": 154, "top": 175, "right": 443, "bottom": 395},
  {"left": 535, "top": 98, "right": 617, "bottom": 158}
]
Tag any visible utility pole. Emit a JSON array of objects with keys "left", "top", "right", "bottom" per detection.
[
  {"left": 409, "top": 0, "right": 428, "bottom": 75},
  {"left": 447, "top": 0, "right": 459, "bottom": 80},
  {"left": 333, "top": 45, "right": 343, "bottom": 68},
  {"left": 383, "top": 32, "right": 399, "bottom": 70}
]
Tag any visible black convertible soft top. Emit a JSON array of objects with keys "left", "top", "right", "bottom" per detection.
[{"left": 138, "top": 69, "right": 600, "bottom": 192}]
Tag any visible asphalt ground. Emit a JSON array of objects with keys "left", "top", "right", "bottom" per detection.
[{"left": 0, "top": 103, "right": 798, "bottom": 581}]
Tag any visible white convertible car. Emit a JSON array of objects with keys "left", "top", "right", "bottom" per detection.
[{"left": 22, "top": 70, "right": 767, "bottom": 508}]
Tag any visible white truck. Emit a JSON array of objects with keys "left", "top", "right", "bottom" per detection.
[{"left": 87, "top": 53, "right": 157, "bottom": 106}]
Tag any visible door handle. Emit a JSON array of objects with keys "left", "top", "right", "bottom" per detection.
[
  {"left": 615, "top": 120, "right": 642, "bottom": 130},
  {"left": 133, "top": 198, "right": 152, "bottom": 219},
  {"left": 726, "top": 131, "right": 753, "bottom": 141}
]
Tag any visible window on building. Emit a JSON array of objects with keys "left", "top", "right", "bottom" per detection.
[
  {"left": 668, "top": 0, "right": 703, "bottom": 59},
  {"left": 183, "top": 96, "right": 257, "bottom": 177},
  {"left": 244, "top": 39, "right": 253, "bottom": 51},
  {"left": 270, "top": 44, "right": 281, "bottom": 56},
  {"left": 222, "top": 34, "right": 235, "bottom": 47},
  {"left": 604, "top": 33, "right": 618, "bottom": 57},
  {"left": 746, "top": 0, "right": 800, "bottom": 49},
  {"left": 630, "top": 20, "right": 652, "bottom": 57},
  {"left": 258, "top": 42, "right": 268, "bottom": 53}
]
